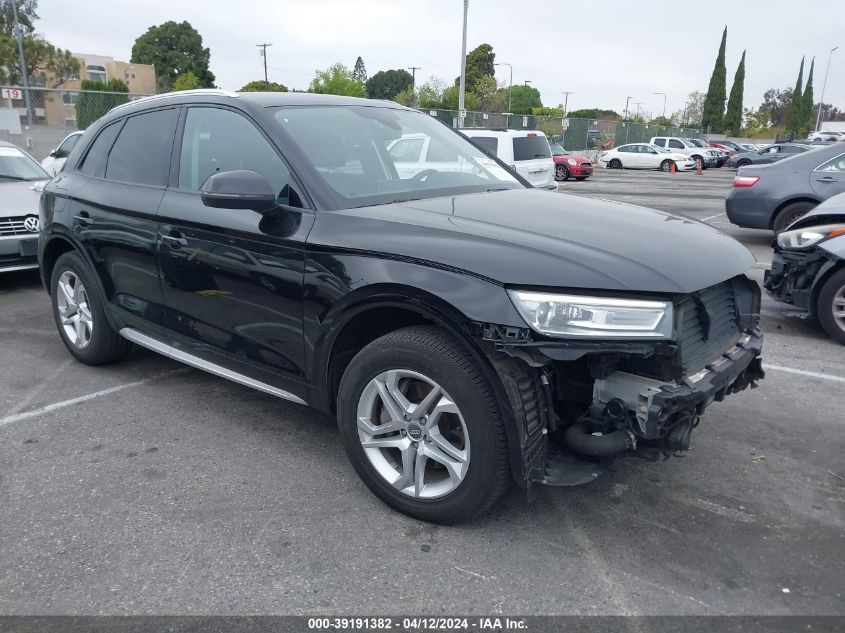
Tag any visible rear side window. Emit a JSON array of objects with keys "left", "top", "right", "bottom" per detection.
[
  {"left": 106, "top": 109, "right": 179, "bottom": 186},
  {"left": 512, "top": 136, "right": 550, "bottom": 161},
  {"left": 79, "top": 122, "right": 121, "bottom": 177},
  {"left": 815, "top": 153, "right": 845, "bottom": 172},
  {"left": 668, "top": 139, "right": 684, "bottom": 149},
  {"left": 653, "top": 138, "right": 666, "bottom": 147},
  {"left": 469, "top": 136, "right": 498, "bottom": 155}
]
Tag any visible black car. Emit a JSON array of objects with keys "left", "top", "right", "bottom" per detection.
[
  {"left": 726, "top": 143, "right": 845, "bottom": 233},
  {"left": 765, "top": 192, "right": 845, "bottom": 344},
  {"left": 39, "top": 90, "right": 765, "bottom": 523}
]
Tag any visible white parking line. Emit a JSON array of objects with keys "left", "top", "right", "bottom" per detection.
[
  {"left": 765, "top": 364, "right": 845, "bottom": 384},
  {"left": 0, "top": 370, "right": 187, "bottom": 428},
  {"left": 702, "top": 212, "right": 726, "bottom": 222}
]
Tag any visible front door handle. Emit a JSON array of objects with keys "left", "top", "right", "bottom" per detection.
[
  {"left": 815, "top": 176, "right": 837, "bottom": 183},
  {"left": 161, "top": 232, "right": 188, "bottom": 248}
]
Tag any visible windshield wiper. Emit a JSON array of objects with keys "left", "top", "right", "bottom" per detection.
[{"left": 0, "top": 175, "right": 31, "bottom": 182}]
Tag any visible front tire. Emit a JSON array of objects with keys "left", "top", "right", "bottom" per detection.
[
  {"left": 50, "top": 251, "right": 130, "bottom": 365},
  {"left": 555, "top": 164, "right": 570, "bottom": 181},
  {"left": 337, "top": 326, "right": 509, "bottom": 524},
  {"left": 660, "top": 159, "right": 673, "bottom": 172},
  {"left": 608, "top": 158, "right": 622, "bottom": 169},
  {"left": 817, "top": 268, "right": 845, "bottom": 345}
]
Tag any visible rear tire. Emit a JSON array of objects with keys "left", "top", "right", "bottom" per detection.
[
  {"left": 773, "top": 201, "right": 817, "bottom": 235},
  {"left": 50, "top": 251, "right": 131, "bottom": 365},
  {"left": 816, "top": 268, "right": 845, "bottom": 345},
  {"left": 337, "top": 326, "right": 509, "bottom": 524},
  {"left": 737, "top": 158, "right": 751, "bottom": 167},
  {"left": 608, "top": 158, "right": 622, "bottom": 169}
]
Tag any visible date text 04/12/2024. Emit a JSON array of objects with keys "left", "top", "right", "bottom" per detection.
[{"left": 306, "top": 617, "right": 528, "bottom": 630}]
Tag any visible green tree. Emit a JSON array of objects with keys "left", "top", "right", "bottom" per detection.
[
  {"left": 471, "top": 75, "right": 501, "bottom": 112},
  {"left": 171, "top": 71, "right": 200, "bottom": 91},
  {"left": 532, "top": 106, "right": 564, "bottom": 117},
  {"left": 455, "top": 43, "right": 494, "bottom": 93},
  {"left": 440, "top": 84, "right": 478, "bottom": 111},
  {"left": 417, "top": 76, "right": 446, "bottom": 109},
  {"left": 131, "top": 20, "right": 214, "bottom": 92},
  {"left": 786, "top": 57, "right": 805, "bottom": 136},
  {"left": 0, "top": 34, "right": 78, "bottom": 86},
  {"left": 801, "top": 57, "right": 814, "bottom": 136},
  {"left": 239, "top": 80, "right": 288, "bottom": 92},
  {"left": 701, "top": 27, "right": 727, "bottom": 132},
  {"left": 723, "top": 50, "right": 746, "bottom": 136},
  {"left": 310, "top": 62, "right": 365, "bottom": 97},
  {"left": 75, "top": 78, "right": 128, "bottom": 129},
  {"left": 366, "top": 68, "right": 414, "bottom": 100},
  {"left": 506, "top": 84, "right": 542, "bottom": 114},
  {"left": 352, "top": 56, "right": 367, "bottom": 83},
  {"left": 567, "top": 108, "right": 621, "bottom": 120},
  {"left": 0, "top": 0, "right": 38, "bottom": 36},
  {"left": 760, "top": 87, "right": 793, "bottom": 127},
  {"left": 741, "top": 107, "right": 771, "bottom": 138}
]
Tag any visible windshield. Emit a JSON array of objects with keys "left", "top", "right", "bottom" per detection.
[
  {"left": 273, "top": 106, "right": 522, "bottom": 208},
  {"left": 549, "top": 143, "right": 568, "bottom": 156},
  {"left": 0, "top": 146, "right": 50, "bottom": 181}
]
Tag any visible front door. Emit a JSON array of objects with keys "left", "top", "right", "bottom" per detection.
[{"left": 156, "top": 105, "right": 314, "bottom": 391}]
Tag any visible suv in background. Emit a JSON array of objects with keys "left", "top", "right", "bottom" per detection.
[
  {"left": 686, "top": 138, "right": 726, "bottom": 167},
  {"left": 808, "top": 130, "right": 844, "bottom": 142},
  {"left": 649, "top": 136, "right": 716, "bottom": 168},
  {"left": 41, "top": 130, "right": 84, "bottom": 176},
  {"left": 462, "top": 128, "right": 555, "bottom": 188},
  {"left": 39, "top": 90, "right": 765, "bottom": 523}
]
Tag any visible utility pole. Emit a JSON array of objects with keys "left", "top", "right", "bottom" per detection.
[
  {"left": 816, "top": 46, "right": 839, "bottom": 132},
  {"left": 624, "top": 96, "right": 632, "bottom": 120},
  {"left": 457, "top": 0, "right": 469, "bottom": 128},
  {"left": 494, "top": 62, "right": 512, "bottom": 113},
  {"left": 653, "top": 92, "right": 666, "bottom": 118},
  {"left": 10, "top": 0, "right": 32, "bottom": 125},
  {"left": 523, "top": 80, "right": 531, "bottom": 87},
  {"left": 561, "top": 90, "right": 573, "bottom": 115},
  {"left": 634, "top": 102, "right": 644, "bottom": 119},
  {"left": 407, "top": 66, "right": 421, "bottom": 84},
  {"left": 256, "top": 43, "right": 272, "bottom": 88}
]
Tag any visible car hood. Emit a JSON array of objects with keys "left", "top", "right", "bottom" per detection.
[
  {"left": 554, "top": 154, "right": 591, "bottom": 163},
  {"left": 0, "top": 180, "right": 44, "bottom": 216},
  {"left": 323, "top": 189, "right": 755, "bottom": 294}
]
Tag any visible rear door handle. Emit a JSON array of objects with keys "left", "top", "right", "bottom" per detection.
[
  {"left": 73, "top": 213, "right": 93, "bottom": 225},
  {"left": 815, "top": 176, "right": 837, "bottom": 183},
  {"left": 161, "top": 232, "right": 187, "bottom": 248}
]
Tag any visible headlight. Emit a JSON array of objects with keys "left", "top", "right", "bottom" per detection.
[
  {"left": 567, "top": 158, "right": 577, "bottom": 166},
  {"left": 507, "top": 290, "right": 674, "bottom": 338},
  {"left": 777, "top": 224, "right": 845, "bottom": 250}
]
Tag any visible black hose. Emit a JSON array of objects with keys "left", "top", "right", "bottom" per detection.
[{"left": 564, "top": 419, "right": 636, "bottom": 457}]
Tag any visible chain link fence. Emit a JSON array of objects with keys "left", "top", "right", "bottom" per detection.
[
  {"left": 1, "top": 86, "right": 152, "bottom": 159},
  {"left": 420, "top": 108, "right": 702, "bottom": 156}
]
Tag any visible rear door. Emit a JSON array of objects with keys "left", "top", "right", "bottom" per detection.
[
  {"left": 69, "top": 107, "right": 179, "bottom": 334},
  {"left": 810, "top": 151, "right": 845, "bottom": 199},
  {"left": 156, "top": 105, "right": 314, "bottom": 392},
  {"left": 512, "top": 133, "right": 553, "bottom": 186}
]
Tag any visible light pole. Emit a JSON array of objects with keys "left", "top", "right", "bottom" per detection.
[
  {"left": 561, "top": 90, "right": 573, "bottom": 115},
  {"left": 816, "top": 46, "right": 839, "bottom": 132},
  {"left": 653, "top": 92, "right": 666, "bottom": 119},
  {"left": 457, "top": 0, "right": 469, "bottom": 128},
  {"left": 494, "top": 62, "right": 512, "bottom": 113},
  {"left": 624, "top": 96, "right": 632, "bottom": 120},
  {"left": 10, "top": 0, "right": 32, "bottom": 125}
]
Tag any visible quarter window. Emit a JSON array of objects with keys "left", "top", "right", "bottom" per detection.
[
  {"left": 815, "top": 154, "right": 845, "bottom": 172},
  {"left": 179, "top": 107, "right": 294, "bottom": 205},
  {"left": 106, "top": 109, "right": 178, "bottom": 186}
]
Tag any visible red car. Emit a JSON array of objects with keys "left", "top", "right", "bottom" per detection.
[
  {"left": 708, "top": 141, "right": 739, "bottom": 157},
  {"left": 550, "top": 144, "right": 593, "bottom": 181}
]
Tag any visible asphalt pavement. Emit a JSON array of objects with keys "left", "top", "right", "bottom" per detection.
[{"left": 0, "top": 167, "right": 843, "bottom": 616}]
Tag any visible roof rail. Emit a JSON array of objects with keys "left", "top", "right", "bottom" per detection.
[{"left": 110, "top": 89, "right": 238, "bottom": 113}]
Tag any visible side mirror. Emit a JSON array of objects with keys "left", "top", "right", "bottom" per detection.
[
  {"left": 200, "top": 170, "right": 277, "bottom": 212},
  {"left": 49, "top": 149, "right": 58, "bottom": 158}
]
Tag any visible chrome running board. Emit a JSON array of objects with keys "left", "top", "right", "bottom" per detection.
[{"left": 119, "top": 327, "right": 307, "bottom": 406}]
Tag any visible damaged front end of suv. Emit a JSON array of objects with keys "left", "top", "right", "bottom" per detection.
[{"left": 474, "top": 274, "right": 765, "bottom": 488}]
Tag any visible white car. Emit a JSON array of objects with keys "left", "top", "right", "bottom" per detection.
[
  {"left": 599, "top": 143, "right": 695, "bottom": 171},
  {"left": 460, "top": 129, "right": 556, "bottom": 189},
  {"left": 650, "top": 136, "right": 717, "bottom": 167},
  {"left": 40, "top": 130, "right": 84, "bottom": 176},
  {"left": 807, "top": 131, "right": 844, "bottom": 142}
]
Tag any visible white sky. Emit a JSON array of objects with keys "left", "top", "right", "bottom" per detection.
[{"left": 37, "top": 0, "right": 845, "bottom": 117}]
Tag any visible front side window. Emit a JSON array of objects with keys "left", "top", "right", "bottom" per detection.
[
  {"left": 815, "top": 153, "right": 845, "bottom": 172},
  {"left": 179, "top": 107, "right": 295, "bottom": 205},
  {"left": 653, "top": 138, "right": 666, "bottom": 147},
  {"left": 106, "top": 109, "right": 178, "bottom": 186},
  {"left": 512, "top": 136, "right": 551, "bottom": 161},
  {"left": 273, "top": 106, "right": 521, "bottom": 208}
]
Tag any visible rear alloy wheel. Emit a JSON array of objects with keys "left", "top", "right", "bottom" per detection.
[
  {"left": 660, "top": 159, "right": 673, "bottom": 172},
  {"left": 817, "top": 268, "right": 845, "bottom": 345},
  {"left": 608, "top": 158, "right": 622, "bottom": 169},
  {"left": 50, "top": 251, "right": 131, "bottom": 365},
  {"left": 737, "top": 159, "right": 751, "bottom": 167},
  {"left": 555, "top": 164, "right": 570, "bottom": 181},
  {"left": 773, "top": 201, "right": 817, "bottom": 235},
  {"left": 337, "top": 326, "right": 509, "bottom": 524}
]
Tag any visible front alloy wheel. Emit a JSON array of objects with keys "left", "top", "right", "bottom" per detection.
[{"left": 357, "top": 369, "right": 470, "bottom": 499}]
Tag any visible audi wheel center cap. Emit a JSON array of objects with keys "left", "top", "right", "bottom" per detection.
[{"left": 407, "top": 423, "right": 423, "bottom": 441}]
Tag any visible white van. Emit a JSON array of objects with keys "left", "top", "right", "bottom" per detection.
[{"left": 461, "top": 129, "right": 556, "bottom": 189}]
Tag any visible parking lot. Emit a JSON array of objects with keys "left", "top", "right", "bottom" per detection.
[{"left": 1, "top": 167, "right": 843, "bottom": 616}]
